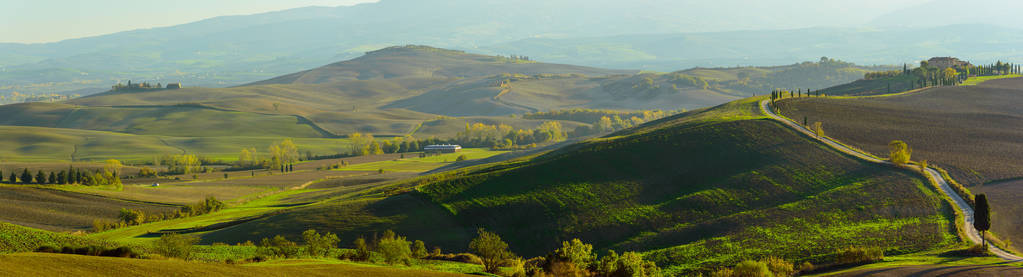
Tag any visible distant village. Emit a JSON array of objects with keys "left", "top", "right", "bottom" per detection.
[{"left": 111, "top": 80, "right": 182, "bottom": 91}]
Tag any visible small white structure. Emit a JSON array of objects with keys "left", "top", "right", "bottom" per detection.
[
  {"left": 152, "top": 183, "right": 160, "bottom": 187},
  {"left": 424, "top": 144, "right": 462, "bottom": 153}
]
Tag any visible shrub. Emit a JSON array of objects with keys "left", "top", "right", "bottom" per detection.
[
  {"left": 425, "top": 253, "right": 483, "bottom": 264},
  {"left": 377, "top": 231, "right": 412, "bottom": 265},
  {"left": 302, "top": 229, "right": 339, "bottom": 257},
  {"left": 353, "top": 237, "right": 371, "bottom": 261},
  {"left": 456, "top": 154, "right": 468, "bottom": 161},
  {"left": 797, "top": 261, "right": 814, "bottom": 272},
  {"left": 259, "top": 235, "right": 301, "bottom": 259},
  {"left": 412, "top": 240, "right": 428, "bottom": 259},
  {"left": 762, "top": 256, "right": 794, "bottom": 276},
  {"left": 469, "top": 228, "right": 515, "bottom": 274},
  {"left": 551, "top": 238, "right": 594, "bottom": 270},
  {"left": 153, "top": 233, "right": 198, "bottom": 259},
  {"left": 834, "top": 247, "right": 884, "bottom": 266},
  {"left": 733, "top": 260, "right": 774, "bottom": 277},
  {"left": 710, "top": 268, "right": 735, "bottom": 277}
]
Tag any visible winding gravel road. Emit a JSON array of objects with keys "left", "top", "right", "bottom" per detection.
[{"left": 760, "top": 99, "right": 1023, "bottom": 261}]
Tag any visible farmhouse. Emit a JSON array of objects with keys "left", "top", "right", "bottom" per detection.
[
  {"left": 166, "top": 82, "right": 182, "bottom": 89},
  {"left": 927, "top": 57, "right": 971, "bottom": 69},
  {"left": 424, "top": 144, "right": 462, "bottom": 153}
]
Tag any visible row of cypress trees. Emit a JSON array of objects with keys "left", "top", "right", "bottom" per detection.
[{"left": 0, "top": 167, "right": 93, "bottom": 185}]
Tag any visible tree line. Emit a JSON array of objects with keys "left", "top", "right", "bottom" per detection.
[
  {"left": 93, "top": 196, "right": 225, "bottom": 232},
  {"left": 1, "top": 160, "right": 122, "bottom": 188}
]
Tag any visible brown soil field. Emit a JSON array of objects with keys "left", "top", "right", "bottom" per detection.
[
  {"left": 829, "top": 264, "right": 1023, "bottom": 277},
  {"left": 777, "top": 77, "right": 1023, "bottom": 253},
  {"left": 0, "top": 253, "right": 466, "bottom": 277},
  {"left": 0, "top": 186, "right": 179, "bottom": 232}
]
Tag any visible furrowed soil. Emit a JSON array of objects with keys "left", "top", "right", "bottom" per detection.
[
  {"left": 776, "top": 77, "right": 1023, "bottom": 253},
  {"left": 0, "top": 186, "right": 179, "bottom": 232}
]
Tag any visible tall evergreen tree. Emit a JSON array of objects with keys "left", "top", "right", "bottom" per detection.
[
  {"left": 21, "top": 169, "right": 32, "bottom": 184},
  {"left": 0, "top": 170, "right": 3, "bottom": 183},
  {"left": 48, "top": 172, "right": 56, "bottom": 184},
  {"left": 36, "top": 170, "right": 46, "bottom": 184},
  {"left": 9, "top": 172, "right": 17, "bottom": 184},
  {"left": 974, "top": 194, "right": 991, "bottom": 248}
]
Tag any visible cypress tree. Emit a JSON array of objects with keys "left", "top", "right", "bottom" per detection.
[
  {"left": 21, "top": 169, "right": 32, "bottom": 184},
  {"left": 975, "top": 194, "right": 991, "bottom": 248},
  {"left": 48, "top": 172, "right": 56, "bottom": 184},
  {"left": 10, "top": 172, "right": 17, "bottom": 184},
  {"left": 0, "top": 170, "right": 3, "bottom": 183},
  {"left": 36, "top": 170, "right": 46, "bottom": 184}
]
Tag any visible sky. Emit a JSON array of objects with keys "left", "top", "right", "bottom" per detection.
[
  {"left": 0, "top": 0, "right": 378, "bottom": 43},
  {"left": 0, "top": 0, "right": 940, "bottom": 44}
]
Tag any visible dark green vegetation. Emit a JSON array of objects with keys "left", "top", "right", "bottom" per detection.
[
  {"left": 830, "top": 264, "right": 1023, "bottom": 276},
  {"left": 0, "top": 223, "right": 118, "bottom": 253},
  {"left": 776, "top": 77, "right": 1023, "bottom": 253},
  {"left": 194, "top": 98, "right": 958, "bottom": 275}
]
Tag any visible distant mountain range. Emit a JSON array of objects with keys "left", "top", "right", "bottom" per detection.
[{"left": 2, "top": 0, "right": 1021, "bottom": 96}]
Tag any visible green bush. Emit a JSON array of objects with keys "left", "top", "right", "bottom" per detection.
[
  {"left": 259, "top": 235, "right": 300, "bottom": 259},
  {"left": 302, "top": 229, "right": 339, "bottom": 258},
  {"left": 377, "top": 230, "right": 412, "bottom": 265},
  {"left": 153, "top": 233, "right": 198, "bottom": 259},
  {"left": 733, "top": 260, "right": 774, "bottom": 277},
  {"left": 762, "top": 256, "right": 794, "bottom": 276},
  {"left": 412, "top": 240, "right": 428, "bottom": 259},
  {"left": 834, "top": 247, "right": 884, "bottom": 266},
  {"left": 552, "top": 238, "right": 594, "bottom": 270}
]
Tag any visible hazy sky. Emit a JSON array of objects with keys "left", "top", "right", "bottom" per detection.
[
  {"left": 0, "top": 0, "right": 378, "bottom": 43},
  {"left": 0, "top": 0, "right": 938, "bottom": 44}
]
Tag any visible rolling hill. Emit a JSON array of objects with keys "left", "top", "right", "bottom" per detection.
[
  {"left": 195, "top": 97, "right": 959, "bottom": 274},
  {"left": 776, "top": 77, "right": 1023, "bottom": 255}
]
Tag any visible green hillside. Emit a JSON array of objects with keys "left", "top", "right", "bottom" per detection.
[
  {"left": 0, "top": 102, "right": 328, "bottom": 138},
  {"left": 195, "top": 97, "right": 958, "bottom": 274}
]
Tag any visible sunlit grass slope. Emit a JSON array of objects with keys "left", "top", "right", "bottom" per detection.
[{"left": 196, "top": 97, "right": 958, "bottom": 275}]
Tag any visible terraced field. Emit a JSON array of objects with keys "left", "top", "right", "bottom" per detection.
[{"left": 776, "top": 77, "right": 1023, "bottom": 253}]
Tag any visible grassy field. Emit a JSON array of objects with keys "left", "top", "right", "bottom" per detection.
[
  {"left": 183, "top": 96, "right": 959, "bottom": 275},
  {"left": 335, "top": 149, "right": 508, "bottom": 172},
  {"left": 776, "top": 77, "right": 1023, "bottom": 253},
  {"left": 0, "top": 102, "right": 328, "bottom": 138},
  {"left": 812, "top": 249, "right": 1023, "bottom": 276},
  {"left": 0, "top": 125, "right": 355, "bottom": 163},
  {"left": 0, "top": 253, "right": 467, "bottom": 277}
]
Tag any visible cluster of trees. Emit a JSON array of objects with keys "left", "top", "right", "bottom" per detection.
[
  {"left": 455, "top": 121, "right": 566, "bottom": 149},
  {"left": 1, "top": 163, "right": 121, "bottom": 188},
  {"left": 463, "top": 229, "right": 662, "bottom": 276},
  {"left": 158, "top": 154, "right": 203, "bottom": 175},
  {"left": 93, "top": 197, "right": 225, "bottom": 232},
  {"left": 971, "top": 61, "right": 1020, "bottom": 76},
  {"left": 523, "top": 108, "right": 674, "bottom": 136},
  {"left": 769, "top": 88, "right": 825, "bottom": 106},
  {"left": 234, "top": 139, "right": 300, "bottom": 171}
]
